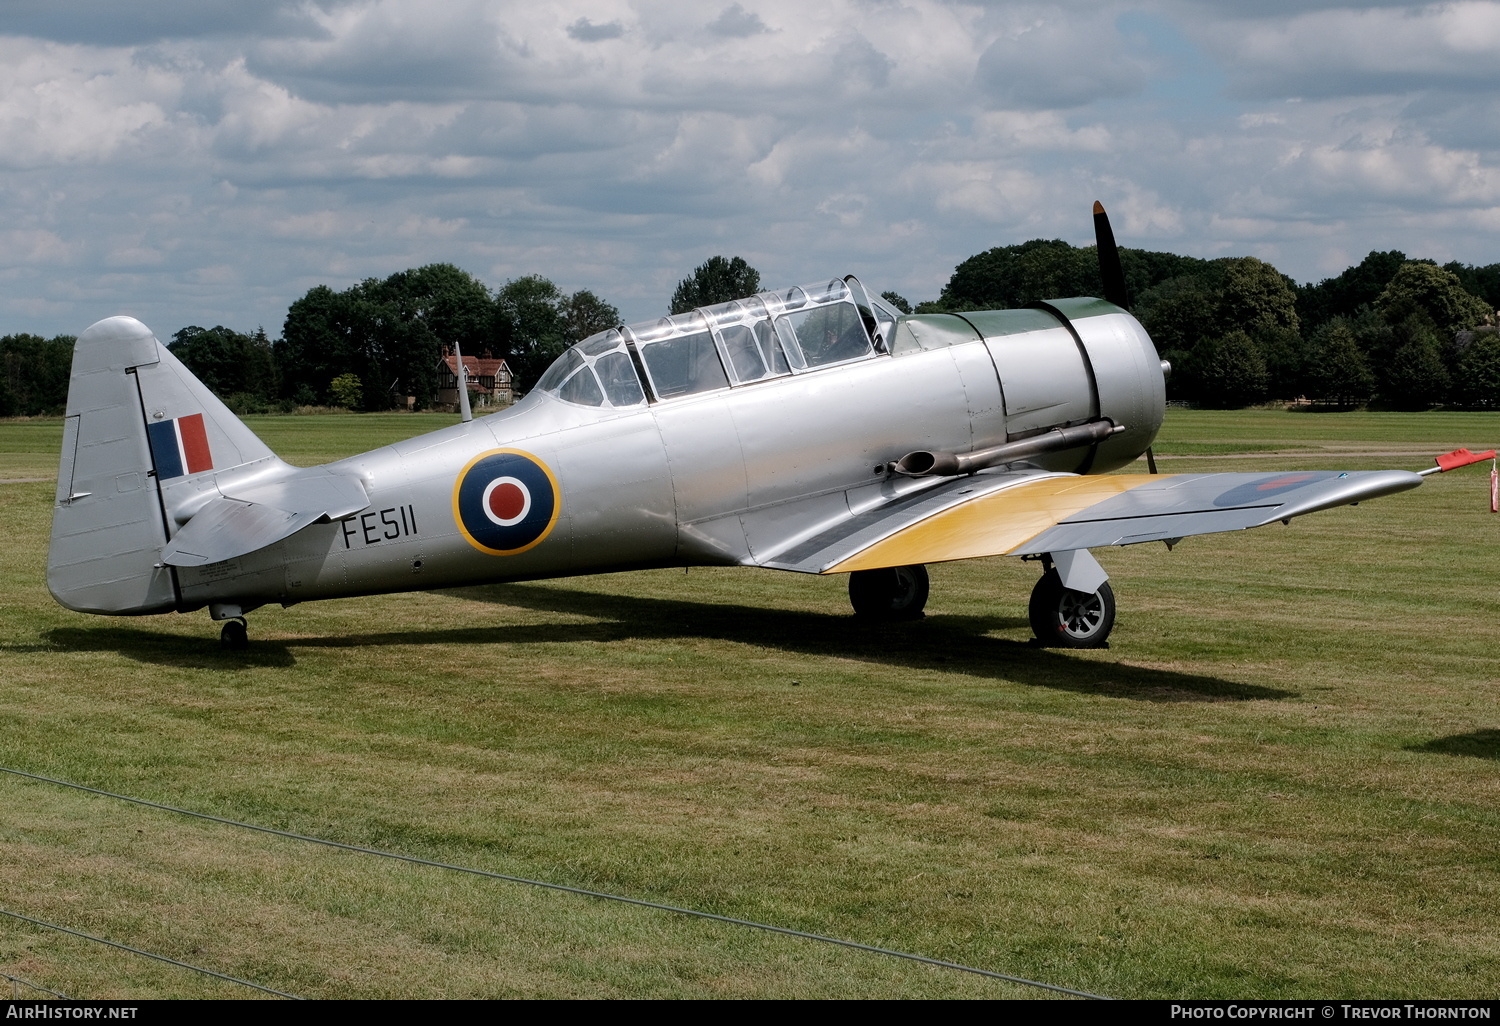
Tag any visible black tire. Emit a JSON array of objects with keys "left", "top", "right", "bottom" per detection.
[
  {"left": 848, "top": 565, "right": 929, "bottom": 621},
  {"left": 1028, "top": 569, "right": 1114, "bottom": 648},
  {"left": 219, "top": 619, "right": 248, "bottom": 650}
]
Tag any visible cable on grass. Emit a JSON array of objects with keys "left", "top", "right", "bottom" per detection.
[
  {"left": 4, "top": 971, "right": 70, "bottom": 999},
  {"left": 0, "top": 909, "right": 301, "bottom": 1000},
  {"left": 3, "top": 765, "right": 1108, "bottom": 999}
]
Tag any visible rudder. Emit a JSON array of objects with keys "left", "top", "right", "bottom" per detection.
[{"left": 47, "top": 316, "right": 280, "bottom": 615}]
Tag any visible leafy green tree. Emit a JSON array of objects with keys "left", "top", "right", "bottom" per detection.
[
  {"left": 930, "top": 238, "right": 1322, "bottom": 404},
  {"left": 670, "top": 256, "right": 761, "bottom": 314},
  {"left": 935, "top": 239, "right": 1094, "bottom": 311},
  {"left": 1130, "top": 256, "right": 1305, "bottom": 402},
  {"left": 562, "top": 289, "right": 621, "bottom": 342},
  {"left": 1375, "top": 262, "right": 1492, "bottom": 339},
  {"left": 384, "top": 264, "right": 496, "bottom": 352},
  {"left": 1375, "top": 319, "right": 1451, "bottom": 410},
  {"left": 495, "top": 275, "right": 568, "bottom": 388},
  {"left": 1222, "top": 257, "right": 1300, "bottom": 338},
  {"left": 278, "top": 284, "right": 383, "bottom": 411},
  {"left": 373, "top": 263, "right": 497, "bottom": 409},
  {"left": 329, "top": 373, "right": 363, "bottom": 410},
  {"left": 279, "top": 285, "right": 353, "bottom": 404},
  {"left": 1305, "top": 320, "right": 1374, "bottom": 407},
  {"left": 486, "top": 277, "right": 627, "bottom": 391},
  {"left": 1453, "top": 330, "right": 1500, "bottom": 409},
  {"left": 1186, "top": 330, "right": 1269, "bottom": 408},
  {"left": 170, "top": 326, "right": 277, "bottom": 403},
  {"left": 935, "top": 238, "right": 1207, "bottom": 313},
  {"left": 1222, "top": 257, "right": 1305, "bottom": 398},
  {"left": 1259, "top": 326, "right": 1310, "bottom": 400},
  {"left": 0, "top": 333, "right": 75, "bottom": 416},
  {"left": 1132, "top": 270, "right": 1225, "bottom": 367},
  {"left": 1297, "top": 250, "right": 1407, "bottom": 332},
  {"left": 278, "top": 264, "right": 499, "bottom": 410},
  {"left": 1118, "top": 247, "right": 1211, "bottom": 304},
  {"left": 880, "top": 291, "right": 911, "bottom": 314},
  {"left": 1443, "top": 260, "right": 1500, "bottom": 312}
]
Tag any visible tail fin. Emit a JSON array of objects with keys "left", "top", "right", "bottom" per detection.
[{"left": 47, "top": 316, "right": 281, "bottom": 614}]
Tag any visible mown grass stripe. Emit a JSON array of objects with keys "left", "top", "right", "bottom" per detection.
[
  {"left": 0, "top": 765, "right": 1110, "bottom": 1000},
  {"left": 0, "top": 909, "right": 302, "bottom": 999}
]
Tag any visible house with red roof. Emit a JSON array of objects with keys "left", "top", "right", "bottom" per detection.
[{"left": 437, "top": 348, "right": 515, "bottom": 409}]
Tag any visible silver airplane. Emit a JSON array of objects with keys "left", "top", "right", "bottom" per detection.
[{"left": 45, "top": 206, "right": 1487, "bottom": 649}]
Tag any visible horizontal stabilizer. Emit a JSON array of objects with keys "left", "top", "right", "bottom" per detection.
[
  {"left": 162, "top": 498, "right": 321, "bottom": 567},
  {"left": 162, "top": 468, "right": 369, "bottom": 567},
  {"left": 222, "top": 469, "right": 369, "bottom": 522}
]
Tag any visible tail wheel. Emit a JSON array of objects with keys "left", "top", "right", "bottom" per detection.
[
  {"left": 1028, "top": 568, "right": 1114, "bottom": 648},
  {"left": 848, "top": 565, "right": 929, "bottom": 621}
]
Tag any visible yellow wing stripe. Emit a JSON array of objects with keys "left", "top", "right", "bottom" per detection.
[{"left": 825, "top": 474, "right": 1162, "bottom": 573}]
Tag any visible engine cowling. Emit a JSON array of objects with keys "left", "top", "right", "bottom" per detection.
[{"left": 959, "top": 299, "right": 1164, "bottom": 474}]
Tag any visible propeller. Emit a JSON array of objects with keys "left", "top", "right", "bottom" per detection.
[
  {"left": 1093, "top": 200, "right": 1160, "bottom": 473},
  {"left": 1092, "top": 200, "right": 1130, "bottom": 310}
]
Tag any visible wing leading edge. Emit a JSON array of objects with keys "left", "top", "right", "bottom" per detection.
[{"left": 757, "top": 468, "right": 1423, "bottom": 575}]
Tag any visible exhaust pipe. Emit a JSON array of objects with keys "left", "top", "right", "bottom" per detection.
[{"left": 892, "top": 419, "right": 1125, "bottom": 478}]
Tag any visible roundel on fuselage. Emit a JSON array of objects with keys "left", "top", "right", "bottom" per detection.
[{"left": 453, "top": 449, "right": 561, "bottom": 555}]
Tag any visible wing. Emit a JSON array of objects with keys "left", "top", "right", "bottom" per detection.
[
  {"left": 757, "top": 468, "right": 1423, "bottom": 575},
  {"left": 161, "top": 468, "right": 369, "bottom": 567}
]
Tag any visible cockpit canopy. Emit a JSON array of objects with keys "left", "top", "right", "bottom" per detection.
[{"left": 535, "top": 276, "right": 901, "bottom": 408}]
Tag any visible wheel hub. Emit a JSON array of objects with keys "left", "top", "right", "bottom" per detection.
[{"left": 1057, "top": 591, "right": 1106, "bottom": 638}]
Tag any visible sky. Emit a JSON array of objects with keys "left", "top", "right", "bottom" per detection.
[{"left": 1, "top": 0, "right": 1498, "bottom": 338}]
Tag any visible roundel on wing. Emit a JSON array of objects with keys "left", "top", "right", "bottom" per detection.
[
  {"left": 1212, "top": 471, "right": 1334, "bottom": 508},
  {"left": 453, "top": 449, "right": 560, "bottom": 555}
]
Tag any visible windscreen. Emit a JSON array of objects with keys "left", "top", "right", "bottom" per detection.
[{"left": 538, "top": 333, "right": 647, "bottom": 408}]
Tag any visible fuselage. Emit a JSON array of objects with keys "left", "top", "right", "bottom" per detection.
[{"left": 170, "top": 288, "right": 1165, "bottom": 617}]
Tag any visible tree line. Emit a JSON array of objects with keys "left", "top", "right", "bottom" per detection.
[
  {"left": 240, "top": 265, "right": 622, "bottom": 413},
  {"left": 910, "top": 241, "right": 1500, "bottom": 410},
  {"left": 0, "top": 265, "right": 625, "bottom": 416},
  {"left": 2, "top": 246, "right": 1497, "bottom": 416}
]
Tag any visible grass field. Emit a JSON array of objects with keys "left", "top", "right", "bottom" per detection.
[{"left": 1, "top": 408, "right": 1498, "bottom": 999}]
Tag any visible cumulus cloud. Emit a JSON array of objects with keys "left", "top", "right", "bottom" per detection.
[
  {"left": 708, "top": 4, "right": 770, "bottom": 37},
  {"left": 0, "top": 39, "right": 184, "bottom": 169},
  {"left": 1192, "top": 2, "right": 1500, "bottom": 99},
  {"left": 246, "top": 1, "right": 504, "bottom": 103},
  {"left": 0, "top": 1, "right": 324, "bottom": 45},
  {"left": 0, "top": 0, "right": 1497, "bottom": 337},
  {"left": 1177, "top": 0, "right": 1419, "bottom": 13},
  {"left": 976, "top": 7, "right": 1153, "bottom": 109},
  {"left": 567, "top": 18, "right": 625, "bottom": 42}
]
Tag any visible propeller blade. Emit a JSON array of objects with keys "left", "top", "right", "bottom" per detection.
[{"left": 1092, "top": 200, "right": 1130, "bottom": 310}]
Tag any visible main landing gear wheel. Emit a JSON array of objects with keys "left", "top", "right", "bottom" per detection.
[
  {"left": 1028, "top": 569, "right": 1114, "bottom": 649},
  {"left": 219, "top": 618, "right": 248, "bottom": 651},
  {"left": 848, "top": 564, "right": 929, "bottom": 621}
]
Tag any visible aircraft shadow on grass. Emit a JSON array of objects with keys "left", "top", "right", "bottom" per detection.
[
  {"left": 438, "top": 582, "right": 1288, "bottom": 703},
  {"left": 39, "top": 626, "right": 298, "bottom": 669},
  {"left": 41, "top": 583, "right": 1293, "bottom": 703},
  {"left": 1406, "top": 730, "right": 1500, "bottom": 760}
]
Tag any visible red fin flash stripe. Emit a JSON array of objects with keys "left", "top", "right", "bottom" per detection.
[{"left": 178, "top": 413, "right": 212, "bottom": 474}]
